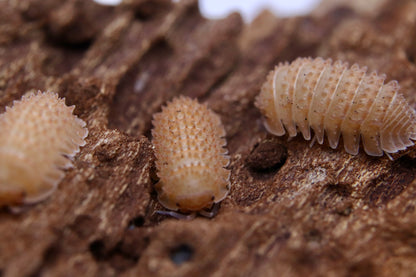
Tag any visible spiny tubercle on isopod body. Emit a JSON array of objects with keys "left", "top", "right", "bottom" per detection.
[
  {"left": 0, "top": 91, "right": 88, "bottom": 206},
  {"left": 255, "top": 57, "right": 416, "bottom": 157},
  {"left": 151, "top": 96, "right": 230, "bottom": 216}
]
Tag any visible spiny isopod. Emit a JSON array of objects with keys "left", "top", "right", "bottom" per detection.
[
  {"left": 0, "top": 91, "right": 88, "bottom": 206},
  {"left": 255, "top": 57, "right": 416, "bottom": 157},
  {"left": 152, "top": 96, "right": 230, "bottom": 215}
]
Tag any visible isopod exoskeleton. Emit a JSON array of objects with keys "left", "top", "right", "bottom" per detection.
[
  {"left": 0, "top": 91, "right": 88, "bottom": 206},
  {"left": 151, "top": 96, "right": 230, "bottom": 214},
  {"left": 255, "top": 57, "right": 416, "bottom": 157}
]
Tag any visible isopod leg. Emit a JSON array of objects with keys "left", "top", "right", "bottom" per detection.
[
  {"left": 309, "top": 135, "right": 317, "bottom": 148},
  {"left": 385, "top": 152, "right": 394, "bottom": 161},
  {"left": 199, "top": 202, "right": 221, "bottom": 218},
  {"left": 156, "top": 210, "right": 197, "bottom": 220},
  {"left": 8, "top": 205, "right": 32, "bottom": 214}
]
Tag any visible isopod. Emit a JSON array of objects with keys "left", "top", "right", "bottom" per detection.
[
  {"left": 151, "top": 96, "right": 230, "bottom": 216},
  {"left": 255, "top": 57, "right": 416, "bottom": 156},
  {"left": 0, "top": 91, "right": 88, "bottom": 206}
]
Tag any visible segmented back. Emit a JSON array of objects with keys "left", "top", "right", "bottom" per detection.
[
  {"left": 152, "top": 96, "right": 230, "bottom": 212},
  {"left": 0, "top": 91, "right": 88, "bottom": 206},
  {"left": 255, "top": 57, "right": 416, "bottom": 156}
]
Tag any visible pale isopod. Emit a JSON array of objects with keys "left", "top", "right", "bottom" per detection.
[
  {"left": 151, "top": 96, "right": 230, "bottom": 215},
  {"left": 0, "top": 91, "right": 88, "bottom": 206},
  {"left": 255, "top": 57, "right": 416, "bottom": 156}
]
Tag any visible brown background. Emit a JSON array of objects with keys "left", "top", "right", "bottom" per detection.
[{"left": 1, "top": 0, "right": 416, "bottom": 276}]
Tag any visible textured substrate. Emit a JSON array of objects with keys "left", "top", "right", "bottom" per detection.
[{"left": 1, "top": 0, "right": 416, "bottom": 276}]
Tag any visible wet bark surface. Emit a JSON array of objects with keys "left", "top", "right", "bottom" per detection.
[{"left": 1, "top": 0, "right": 416, "bottom": 276}]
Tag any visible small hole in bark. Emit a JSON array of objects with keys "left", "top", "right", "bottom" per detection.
[
  {"left": 89, "top": 240, "right": 106, "bottom": 260},
  {"left": 324, "top": 183, "right": 352, "bottom": 197},
  {"left": 305, "top": 229, "right": 321, "bottom": 242},
  {"left": 43, "top": 244, "right": 60, "bottom": 265},
  {"left": 406, "top": 51, "right": 416, "bottom": 64},
  {"left": 170, "top": 244, "right": 194, "bottom": 265},
  {"left": 128, "top": 216, "right": 145, "bottom": 229},
  {"left": 246, "top": 139, "right": 287, "bottom": 173},
  {"left": 89, "top": 239, "right": 141, "bottom": 271},
  {"left": 348, "top": 260, "right": 375, "bottom": 276}
]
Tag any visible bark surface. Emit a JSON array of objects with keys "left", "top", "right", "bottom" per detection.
[{"left": 1, "top": 0, "right": 416, "bottom": 276}]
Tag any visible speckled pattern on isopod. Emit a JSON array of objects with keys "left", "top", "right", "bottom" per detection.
[
  {"left": 0, "top": 91, "right": 88, "bottom": 206},
  {"left": 255, "top": 57, "right": 416, "bottom": 157},
  {"left": 151, "top": 96, "right": 230, "bottom": 213}
]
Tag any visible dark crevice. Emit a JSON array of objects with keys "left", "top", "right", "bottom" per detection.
[
  {"left": 29, "top": 242, "right": 61, "bottom": 277},
  {"left": 405, "top": 30, "right": 416, "bottom": 65},
  {"left": 198, "top": 59, "right": 241, "bottom": 103},
  {"left": 89, "top": 239, "right": 140, "bottom": 272},
  {"left": 348, "top": 260, "right": 375, "bottom": 276},
  {"left": 324, "top": 183, "right": 352, "bottom": 198},
  {"left": 107, "top": 38, "right": 174, "bottom": 136},
  {"left": 316, "top": 181, "right": 354, "bottom": 215},
  {"left": 40, "top": 38, "right": 91, "bottom": 76},
  {"left": 89, "top": 240, "right": 106, "bottom": 260},
  {"left": 304, "top": 229, "right": 322, "bottom": 242},
  {"left": 170, "top": 244, "right": 194, "bottom": 265},
  {"left": 43, "top": 35, "right": 92, "bottom": 50},
  {"left": 179, "top": 40, "right": 240, "bottom": 100},
  {"left": 44, "top": 0, "right": 114, "bottom": 46},
  {"left": 363, "top": 157, "right": 416, "bottom": 206},
  {"left": 128, "top": 216, "right": 145, "bottom": 229},
  {"left": 132, "top": 0, "right": 173, "bottom": 21}
]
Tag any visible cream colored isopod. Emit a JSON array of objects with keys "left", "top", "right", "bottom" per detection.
[
  {"left": 255, "top": 57, "right": 416, "bottom": 157},
  {"left": 0, "top": 91, "right": 88, "bottom": 206},
  {"left": 152, "top": 96, "right": 230, "bottom": 217}
]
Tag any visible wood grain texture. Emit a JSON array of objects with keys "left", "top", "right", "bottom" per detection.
[{"left": 0, "top": 0, "right": 416, "bottom": 276}]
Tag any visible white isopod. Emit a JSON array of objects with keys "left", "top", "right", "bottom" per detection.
[
  {"left": 152, "top": 96, "right": 230, "bottom": 217},
  {"left": 0, "top": 91, "right": 88, "bottom": 206},
  {"left": 255, "top": 57, "right": 416, "bottom": 157}
]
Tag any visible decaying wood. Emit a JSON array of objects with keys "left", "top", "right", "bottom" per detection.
[{"left": 1, "top": 0, "right": 416, "bottom": 276}]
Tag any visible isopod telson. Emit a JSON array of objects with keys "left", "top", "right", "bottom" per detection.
[
  {"left": 151, "top": 96, "right": 230, "bottom": 216},
  {"left": 0, "top": 91, "right": 88, "bottom": 206},
  {"left": 255, "top": 57, "right": 416, "bottom": 157}
]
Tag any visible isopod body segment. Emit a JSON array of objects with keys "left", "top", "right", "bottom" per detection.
[
  {"left": 0, "top": 91, "right": 88, "bottom": 206},
  {"left": 152, "top": 96, "right": 230, "bottom": 213},
  {"left": 255, "top": 57, "right": 416, "bottom": 156}
]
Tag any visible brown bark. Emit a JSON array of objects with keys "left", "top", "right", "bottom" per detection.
[{"left": 1, "top": 0, "right": 416, "bottom": 276}]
